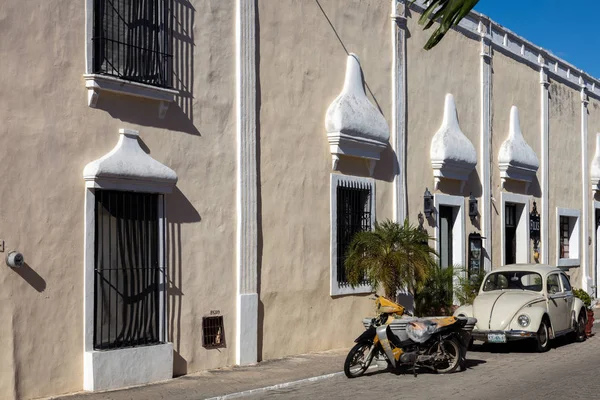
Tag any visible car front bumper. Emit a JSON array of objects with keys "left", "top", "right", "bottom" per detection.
[{"left": 472, "top": 330, "right": 537, "bottom": 342}]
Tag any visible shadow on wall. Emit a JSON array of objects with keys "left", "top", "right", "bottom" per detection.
[
  {"left": 255, "top": 3, "right": 265, "bottom": 362},
  {"left": 166, "top": 186, "right": 201, "bottom": 376},
  {"left": 93, "top": 0, "right": 199, "bottom": 136},
  {"left": 13, "top": 262, "right": 46, "bottom": 293}
]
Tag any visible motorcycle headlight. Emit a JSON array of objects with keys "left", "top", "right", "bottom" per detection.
[{"left": 518, "top": 314, "right": 530, "bottom": 327}]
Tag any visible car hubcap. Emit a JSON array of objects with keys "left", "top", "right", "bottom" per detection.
[{"left": 539, "top": 325, "right": 547, "bottom": 345}]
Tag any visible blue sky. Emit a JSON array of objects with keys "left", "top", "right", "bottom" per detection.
[{"left": 475, "top": 0, "right": 600, "bottom": 78}]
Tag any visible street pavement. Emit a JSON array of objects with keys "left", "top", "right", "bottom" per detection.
[{"left": 50, "top": 324, "right": 600, "bottom": 400}]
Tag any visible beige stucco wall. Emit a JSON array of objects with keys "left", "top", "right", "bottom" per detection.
[
  {"left": 0, "top": 1, "right": 238, "bottom": 398},
  {"left": 405, "top": 14, "right": 481, "bottom": 267},
  {"left": 490, "top": 52, "right": 541, "bottom": 268},
  {"left": 257, "top": 0, "right": 394, "bottom": 360},
  {"left": 548, "top": 81, "right": 582, "bottom": 283}
]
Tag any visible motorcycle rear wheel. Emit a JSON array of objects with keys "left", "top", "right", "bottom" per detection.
[
  {"left": 344, "top": 342, "right": 374, "bottom": 378},
  {"left": 431, "top": 338, "right": 461, "bottom": 374}
]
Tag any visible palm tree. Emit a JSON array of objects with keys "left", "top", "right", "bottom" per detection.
[
  {"left": 344, "top": 219, "right": 438, "bottom": 299},
  {"left": 417, "top": 0, "right": 480, "bottom": 50}
]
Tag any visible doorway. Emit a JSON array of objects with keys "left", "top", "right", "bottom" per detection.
[
  {"left": 439, "top": 205, "right": 455, "bottom": 270},
  {"left": 501, "top": 193, "right": 530, "bottom": 265}
]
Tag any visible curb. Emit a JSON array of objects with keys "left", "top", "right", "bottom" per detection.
[{"left": 203, "top": 371, "right": 344, "bottom": 400}]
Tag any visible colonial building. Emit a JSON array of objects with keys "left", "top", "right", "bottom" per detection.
[{"left": 1, "top": 0, "right": 598, "bottom": 398}]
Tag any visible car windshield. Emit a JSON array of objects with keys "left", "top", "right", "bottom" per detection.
[{"left": 482, "top": 271, "right": 543, "bottom": 292}]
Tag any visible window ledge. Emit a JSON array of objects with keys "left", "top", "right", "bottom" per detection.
[
  {"left": 557, "top": 258, "right": 580, "bottom": 267},
  {"left": 331, "top": 283, "right": 372, "bottom": 297},
  {"left": 84, "top": 74, "right": 178, "bottom": 119}
]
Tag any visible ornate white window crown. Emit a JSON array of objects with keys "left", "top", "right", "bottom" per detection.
[
  {"left": 325, "top": 54, "right": 390, "bottom": 176},
  {"left": 83, "top": 129, "right": 178, "bottom": 193},
  {"left": 591, "top": 133, "right": 600, "bottom": 194},
  {"left": 430, "top": 93, "right": 477, "bottom": 192},
  {"left": 498, "top": 106, "right": 539, "bottom": 190}
]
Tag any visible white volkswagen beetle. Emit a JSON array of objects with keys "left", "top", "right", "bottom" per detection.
[{"left": 454, "top": 264, "right": 587, "bottom": 352}]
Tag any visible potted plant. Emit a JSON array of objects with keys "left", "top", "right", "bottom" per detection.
[
  {"left": 413, "top": 265, "right": 455, "bottom": 316},
  {"left": 573, "top": 288, "right": 595, "bottom": 338},
  {"left": 454, "top": 268, "right": 486, "bottom": 307}
]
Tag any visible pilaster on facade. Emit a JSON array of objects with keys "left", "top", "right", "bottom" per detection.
[
  {"left": 235, "top": 0, "right": 258, "bottom": 366},
  {"left": 391, "top": 0, "right": 407, "bottom": 224},
  {"left": 539, "top": 54, "right": 550, "bottom": 264},
  {"left": 580, "top": 79, "right": 592, "bottom": 292},
  {"left": 479, "top": 19, "right": 492, "bottom": 271}
]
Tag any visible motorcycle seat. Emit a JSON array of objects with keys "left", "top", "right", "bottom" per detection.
[{"left": 406, "top": 317, "right": 458, "bottom": 343}]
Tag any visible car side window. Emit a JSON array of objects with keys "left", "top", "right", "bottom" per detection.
[
  {"left": 560, "top": 273, "right": 572, "bottom": 292},
  {"left": 547, "top": 274, "right": 562, "bottom": 295}
]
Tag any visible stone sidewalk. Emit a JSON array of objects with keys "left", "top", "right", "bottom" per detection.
[{"left": 46, "top": 349, "right": 349, "bottom": 400}]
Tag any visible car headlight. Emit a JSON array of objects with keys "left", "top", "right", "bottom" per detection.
[{"left": 518, "top": 314, "right": 530, "bottom": 327}]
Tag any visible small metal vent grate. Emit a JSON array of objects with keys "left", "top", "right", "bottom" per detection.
[{"left": 202, "top": 316, "right": 225, "bottom": 349}]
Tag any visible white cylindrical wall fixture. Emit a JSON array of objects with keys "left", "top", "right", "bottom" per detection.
[{"left": 6, "top": 251, "right": 24, "bottom": 268}]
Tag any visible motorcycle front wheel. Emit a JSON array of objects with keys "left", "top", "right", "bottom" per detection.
[
  {"left": 344, "top": 341, "right": 374, "bottom": 378},
  {"left": 431, "top": 338, "right": 461, "bottom": 374}
]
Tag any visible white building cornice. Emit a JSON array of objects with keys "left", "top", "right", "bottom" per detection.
[
  {"left": 430, "top": 94, "right": 477, "bottom": 192},
  {"left": 407, "top": 0, "right": 600, "bottom": 100},
  {"left": 498, "top": 106, "right": 539, "bottom": 191},
  {"left": 325, "top": 54, "right": 390, "bottom": 176}
]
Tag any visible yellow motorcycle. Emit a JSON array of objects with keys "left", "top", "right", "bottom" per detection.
[{"left": 344, "top": 294, "right": 474, "bottom": 378}]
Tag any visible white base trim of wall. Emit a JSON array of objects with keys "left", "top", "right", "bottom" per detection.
[
  {"left": 84, "top": 343, "right": 173, "bottom": 391},
  {"left": 236, "top": 293, "right": 258, "bottom": 365}
]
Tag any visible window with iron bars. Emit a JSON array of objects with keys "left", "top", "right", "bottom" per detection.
[
  {"left": 94, "top": 190, "right": 165, "bottom": 350},
  {"left": 336, "top": 180, "right": 372, "bottom": 287},
  {"left": 92, "top": 0, "right": 172, "bottom": 88}
]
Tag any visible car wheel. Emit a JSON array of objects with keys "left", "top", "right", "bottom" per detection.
[
  {"left": 536, "top": 319, "right": 550, "bottom": 352},
  {"left": 575, "top": 311, "right": 586, "bottom": 343}
]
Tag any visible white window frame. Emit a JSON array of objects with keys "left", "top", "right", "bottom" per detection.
[
  {"left": 330, "top": 174, "right": 375, "bottom": 296},
  {"left": 500, "top": 193, "right": 530, "bottom": 266},
  {"left": 556, "top": 208, "right": 581, "bottom": 267},
  {"left": 83, "top": 0, "right": 177, "bottom": 116},
  {"left": 83, "top": 129, "right": 176, "bottom": 391},
  {"left": 594, "top": 201, "right": 600, "bottom": 296},
  {"left": 433, "top": 194, "right": 465, "bottom": 305}
]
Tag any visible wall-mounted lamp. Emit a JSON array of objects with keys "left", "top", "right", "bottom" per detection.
[
  {"left": 6, "top": 251, "right": 24, "bottom": 268},
  {"left": 417, "top": 212, "right": 425, "bottom": 231},
  {"left": 423, "top": 188, "right": 433, "bottom": 218},
  {"left": 468, "top": 192, "right": 478, "bottom": 220}
]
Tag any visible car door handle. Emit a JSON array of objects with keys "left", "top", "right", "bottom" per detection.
[{"left": 563, "top": 297, "right": 568, "bottom": 302}]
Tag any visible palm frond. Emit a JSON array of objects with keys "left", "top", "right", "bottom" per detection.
[
  {"left": 414, "top": 0, "right": 480, "bottom": 50},
  {"left": 344, "top": 219, "right": 438, "bottom": 299}
]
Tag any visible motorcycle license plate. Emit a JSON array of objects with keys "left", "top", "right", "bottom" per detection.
[{"left": 487, "top": 333, "right": 506, "bottom": 343}]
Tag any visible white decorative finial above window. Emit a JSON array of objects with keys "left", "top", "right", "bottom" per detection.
[
  {"left": 430, "top": 94, "right": 477, "bottom": 192},
  {"left": 325, "top": 54, "right": 390, "bottom": 176},
  {"left": 83, "top": 129, "right": 178, "bottom": 193},
  {"left": 498, "top": 106, "right": 539, "bottom": 191},
  {"left": 591, "top": 133, "right": 600, "bottom": 194}
]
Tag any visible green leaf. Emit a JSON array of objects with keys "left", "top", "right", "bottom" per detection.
[{"left": 417, "top": 0, "right": 480, "bottom": 50}]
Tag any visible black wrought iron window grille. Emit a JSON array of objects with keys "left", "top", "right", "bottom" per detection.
[
  {"left": 336, "top": 180, "right": 372, "bottom": 287},
  {"left": 202, "top": 316, "right": 226, "bottom": 349},
  {"left": 94, "top": 190, "right": 165, "bottom": 350},
  {"left": 560, "top": 216, "right": 570, "bottom": 258},
  {"left": 92, "top": 0, "right": 172, "bottom": 88}
]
